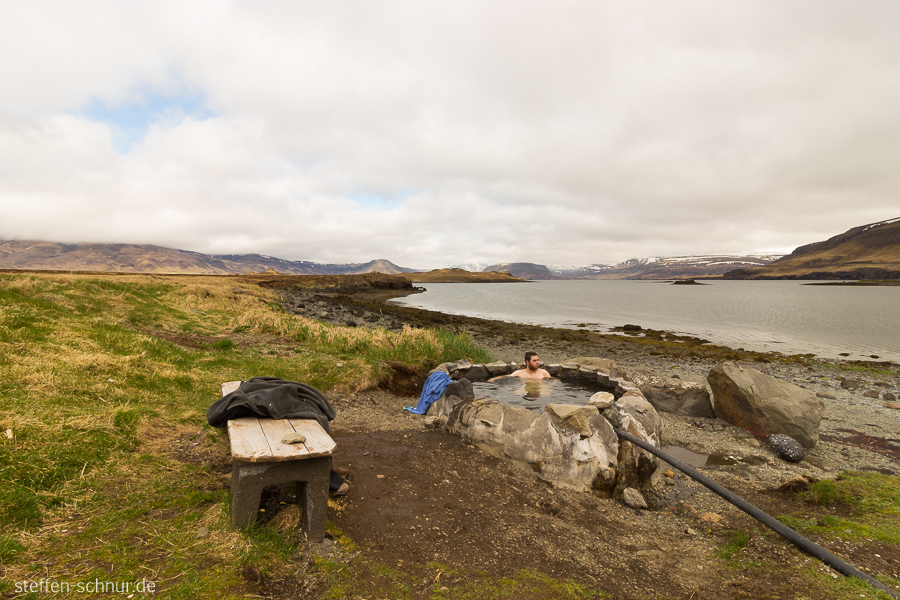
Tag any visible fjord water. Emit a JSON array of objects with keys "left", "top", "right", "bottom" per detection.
[{"left": 389, "top": 280, "right": 900, "bottom": 363}]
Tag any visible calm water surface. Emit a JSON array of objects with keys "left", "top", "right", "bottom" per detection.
[
  {"left": 390, "top": 280, "right": 900, "bottom": 362},
  {"left": 472, "top": 378, "right": 606, "bottom": 411}
]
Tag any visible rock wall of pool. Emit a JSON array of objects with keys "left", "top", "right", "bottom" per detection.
[{"left": 424, "top": 358, "right": 663, "bottom": 499}]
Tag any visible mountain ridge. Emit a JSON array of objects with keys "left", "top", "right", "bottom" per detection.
[
  {"left": 3, "top": 218, "right": 896, "bottom": 280},
  {"left": 0, "top": 240, "right": 416, "bottom": 276},
  {"left": 723, "top": 217, "right": 900, "bottom": 280}
]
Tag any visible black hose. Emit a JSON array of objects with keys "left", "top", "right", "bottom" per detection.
[{"left": 614, "top": 427, "right": 900, "bottom": 599}]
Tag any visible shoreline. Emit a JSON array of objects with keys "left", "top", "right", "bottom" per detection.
[
  {"left": 399, "top": 290, "right": 897, "bottom": 371},
  {"left": 276, "top": 283, "right": 900, "bottom": 379}
]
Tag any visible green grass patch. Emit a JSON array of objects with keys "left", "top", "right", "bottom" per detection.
[
  {"left": 716, "top": 530, "right": 752, "bottom": 561},
  {"left": 779, "top": 471, "right": 900, "bottom": 545},
  {"left": 0, "top": 272, "right": 491, "bottom": 599}
]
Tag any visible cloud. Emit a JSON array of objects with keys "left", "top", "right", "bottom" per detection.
[{"left": 1, "top": 1, "right": 899, "bottom": 269}]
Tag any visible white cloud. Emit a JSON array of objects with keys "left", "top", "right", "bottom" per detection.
[{"left": 1, "top": 1, "right": 899, "bottom": 269}]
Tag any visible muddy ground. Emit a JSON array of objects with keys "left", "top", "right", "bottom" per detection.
[{"left": 238, "top": 282, "right": 900, "bottom": 599}]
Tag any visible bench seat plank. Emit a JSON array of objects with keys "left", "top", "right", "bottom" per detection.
[
  {"left": 227, "top": 418, "right": 272, "bottom": 463},
  {"left": 257, "top": 418, "right": 328, "bottom": 461},
  {"left": 287, "top": 419, "right": 337, "bottom": 457},
  {"left": 221, "top": 380, "right": 242, "bottom": 396},
  {"left": 228, "top": 417, "right": 336, "bottom": 463}
]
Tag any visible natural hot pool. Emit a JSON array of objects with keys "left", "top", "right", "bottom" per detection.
[{"left": 472, "top": 377, "right": 611, "bottom": 411}]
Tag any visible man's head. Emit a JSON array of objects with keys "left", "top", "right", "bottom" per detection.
[{"left": 524, "top": 351, "right": 540, "bottom": 371}]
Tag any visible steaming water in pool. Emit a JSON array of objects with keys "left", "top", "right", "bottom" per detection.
[{"left": 472, "top": 377, "right": 611, "bottom": 412}]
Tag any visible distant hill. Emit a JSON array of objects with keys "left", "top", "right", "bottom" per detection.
[
  {"left": 561, "top": 255, "right": 783, "bottom": 280},
  {"left": 483, "top": 262, "right": 563, "bottom": 280},
  {"left": 723, "top": 217, "right": 900, "bottom": 280},
  {"left": 408, "top": 268, "right": 524, "bottom": 283},
  {"left": 0, "top": 240, "right": 416, "bottom": 275}
]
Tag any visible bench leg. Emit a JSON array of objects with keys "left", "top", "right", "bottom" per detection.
[
  {"left": 231, "top": 461, "right": 268, "bottom": 529},
  {"left": 296, "top": 456, "right": 331, "bottom": 543}
]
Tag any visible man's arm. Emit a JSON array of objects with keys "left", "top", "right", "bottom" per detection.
[{"left": 488, "top": 369, "right": 527, "bottom": 382}]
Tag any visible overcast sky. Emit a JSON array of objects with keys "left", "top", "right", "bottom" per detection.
[{"left": 1, "top": 1, "right": 899, "bottom": 269}]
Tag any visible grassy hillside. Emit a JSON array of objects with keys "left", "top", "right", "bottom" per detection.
[
  {"left": 725, "top": 218, "right": 900, "bottom": 279},
  {"left": 0, "top": 272, "right": 487, "bottom": 598}
]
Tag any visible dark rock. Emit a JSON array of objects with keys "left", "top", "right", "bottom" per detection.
[
  {"left": 443, "top": 378, "right": 474, "bottom": 401},
  {"left": 884, "top": 392, "right": 897, "bottom": 402},
  {"left": 639, "top": 380, "right": 715, "bottom": 419},
  {"left": 769, "top": 434, "right": 805, "bottom": 463},
  {"left": 840, "top": 378, "right": 861, "bottom": 390},
  {"left": 863, "top": 390, "right": 880, "bottom": 398},
  {"left": 463, "top": 364, "right": 490, "bottom": 382}
]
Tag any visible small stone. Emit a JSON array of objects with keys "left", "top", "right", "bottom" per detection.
[
  {"left": 884, "top": 403, "right": 900, "bottom": 410},
  {"left": 883, "top": 392, "right": 896, "bottom": 402},
  {"left": 588, "top": 391, "right": 615, "bottom": 409},
  {"left": 777, "top": 476, "right": 812, "bottom": 493},
  {"left": 863, "top": 390, "right": 880, "bottom": 398},
  {"left": 816, "top": 391, "right": 836, "bottom": 400},
  {"left": 840, "top": 378, "right": 860, "bottom": 390},
  {"left": 195, "top": 526, "right": 210, "bottom": 539},
  {"left": 663, "top": 470, "right": 674, "bottom": 478},
  {"left": 769, "top": 434, "right": 805, "bottom": 463},
  {"left": 698, "top": 512, "right": 721, "bottom": 523},
  {"left": 377, "top": 474, "right": 385, "bottom": 479},
  {"left": 686, "top": 527, "right": 698, "bottom": 536},
  {"left": 745, "top": 438, "right": 761, "bottom": 447},
  {"left": 622, "top": 487, "right": 648, "bottom": 509},
  {"left": 424, "top": 416, "right": 440, "bottom": 428},
  {"left": 281, "top": 433, "right": 307, "bottom": 444}
]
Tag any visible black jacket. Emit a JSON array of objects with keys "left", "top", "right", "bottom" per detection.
[{"left": 206, "top": 377, "right": 336, "bottom": 435}]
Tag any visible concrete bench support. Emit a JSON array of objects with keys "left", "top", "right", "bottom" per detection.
[{"left": 230, "top": 455, "right": 332, "bottom": 541}]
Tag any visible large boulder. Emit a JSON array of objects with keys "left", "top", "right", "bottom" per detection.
[
  {"left": 428, "top": 395, "right": 620, "bottom": 493},
  {"left": 708, "top": 362, "right": 824, "bottom": 448},
  {"left": 632, "top": 372, "right": 714, "bottom": 418}
]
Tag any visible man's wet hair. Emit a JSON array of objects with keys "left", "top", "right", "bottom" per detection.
[{"left": 524, "top": 351, "right": 538, "bottom": 364}]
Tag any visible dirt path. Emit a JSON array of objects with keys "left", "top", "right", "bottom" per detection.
[{"left": 271, "top": 388, "right": 896, "bottom": 600}]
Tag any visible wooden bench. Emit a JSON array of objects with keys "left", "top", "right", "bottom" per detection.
[{"left": 221, "top": 381, "right": 336, "bottom": 542}]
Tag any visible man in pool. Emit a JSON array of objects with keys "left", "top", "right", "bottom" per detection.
[{"left": 488, "top": 351, "right": 551, "bottom": 382}]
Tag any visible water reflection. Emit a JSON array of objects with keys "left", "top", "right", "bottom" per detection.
[
  {"left": 473, "top": 378, "right": 603, "bottom": 411},
  {"left": 519, "top": 379, "right": 553, "bottom": 399}
]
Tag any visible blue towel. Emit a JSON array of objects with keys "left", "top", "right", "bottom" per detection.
[{"left": 403, "top": 371, "right": 452, "bottom": 415}]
